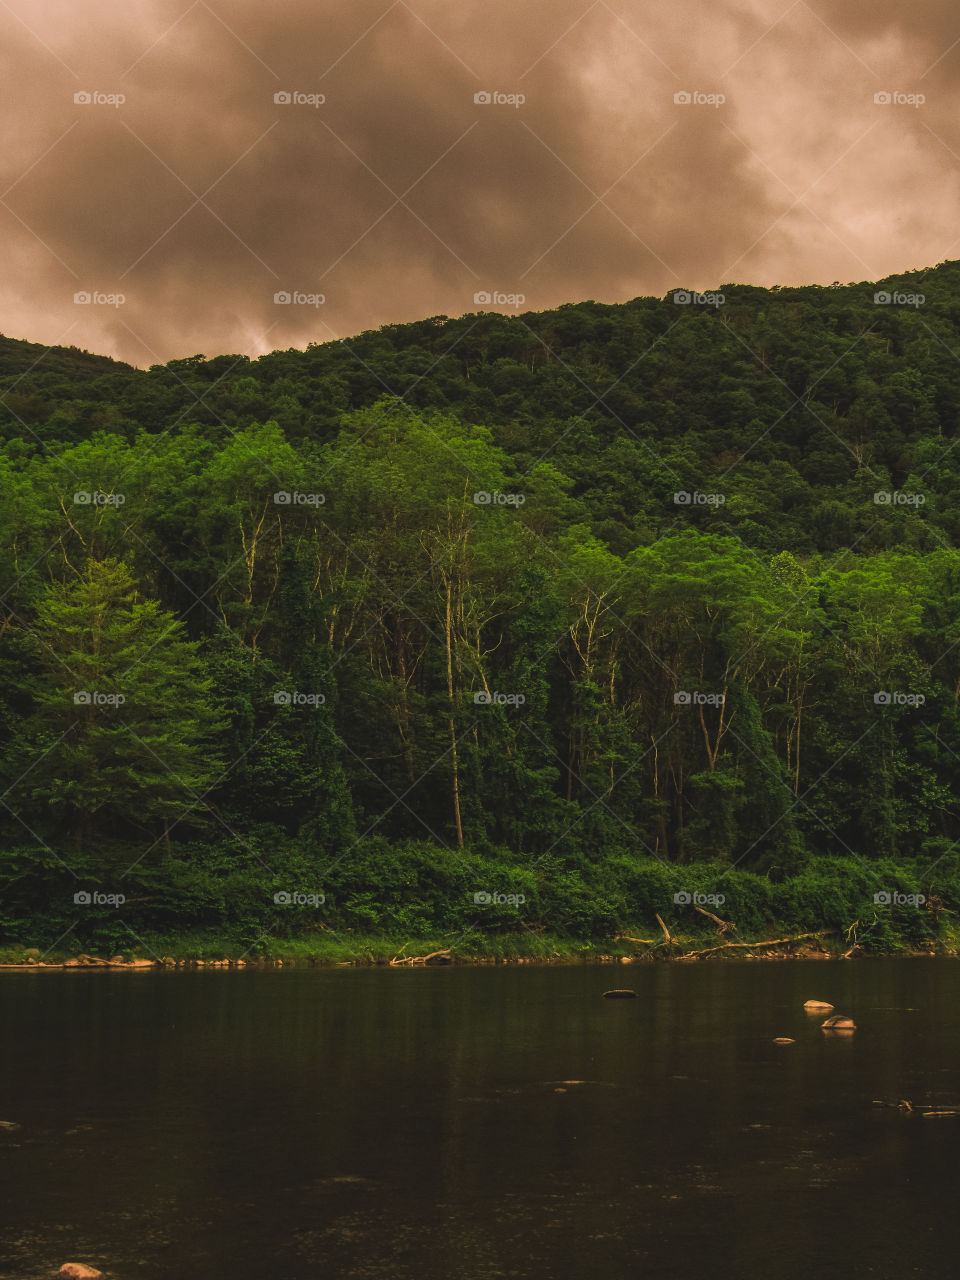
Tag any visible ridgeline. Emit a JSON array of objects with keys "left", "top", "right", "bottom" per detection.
[{"left": 2, "top": 262, "right": 960, "bottom": 962}]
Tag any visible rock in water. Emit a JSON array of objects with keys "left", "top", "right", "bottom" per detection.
[
  {"left": 803, "top": 999, "right": 834, "bottom": 1011},
  {"left": 772, "top": 1037, "right": 795, "bottom": 1044},
  {"left": 821, "top": 1014, "right": 856, "bottom": 1030},
  {"left": 59, "top": 1265, "right": 103, "bottom": 1279},
  {"left": 602, "top": 989, "right": 637, "bottom": 999}
]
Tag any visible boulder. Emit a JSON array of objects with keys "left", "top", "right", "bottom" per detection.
[
  {"left": 59, "top": 1265, "right": 103, "bottom": 1279},
  {"left": 822, "top": 1014, "right": 856, "bottom": 1030},
  {"left": 803, "top": 1000, "right": 834, "bottom": 1011}
]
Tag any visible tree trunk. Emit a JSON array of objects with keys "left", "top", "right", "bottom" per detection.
[{"left": 445, "top": 577, "right": 464, "bottom": 847}]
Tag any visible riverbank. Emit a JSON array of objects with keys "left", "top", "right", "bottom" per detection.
[{"left": 2, "top": 924, "right": 957, "bottom": 968}]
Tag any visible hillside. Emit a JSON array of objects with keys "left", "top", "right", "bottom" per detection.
[{"left": 1, "top": 263, "right": 959, "bottom": 958}]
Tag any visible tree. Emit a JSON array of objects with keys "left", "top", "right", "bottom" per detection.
[{"left": 19, "top": 559, "right": 223, "bottom": 845}]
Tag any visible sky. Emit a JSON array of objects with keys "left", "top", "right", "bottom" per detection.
[{"left": 2, "top": 0, "right": 960, "bottom": 366}]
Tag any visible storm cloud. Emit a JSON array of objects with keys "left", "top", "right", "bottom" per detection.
[{"left": 2, "top": 0, "right": 960, "bottom": 364}]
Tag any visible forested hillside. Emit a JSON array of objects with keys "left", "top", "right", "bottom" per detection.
[{"left": 2, "top": 262, "right": 960, "bottom": 956}]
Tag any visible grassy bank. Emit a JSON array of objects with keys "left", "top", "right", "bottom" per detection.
[
  {"left": 3, "top": 850, "right": 959, "bottom": 965},
  {"left": 2, "top": 921, "right": 959, "bottom": 967}
]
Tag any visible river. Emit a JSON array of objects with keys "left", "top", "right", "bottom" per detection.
[{"left": 1, "top": 960, "right": 957, "bottom": 1278}]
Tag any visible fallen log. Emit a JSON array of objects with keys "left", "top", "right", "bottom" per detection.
[
  {"left": 676, "top": 929, "right": 835, "bottom": 959},
  {"left": 389, "top": 949, "right": 452, "bottom": 967},
  {"left": 614, "top": 933, "right": 655, "bottom": 946},
  {"left": 655, "top": 913, "right": 672, "bottom": 944},
  {"left": 694, "top": 905, "right": 735, "bottom": 933}
]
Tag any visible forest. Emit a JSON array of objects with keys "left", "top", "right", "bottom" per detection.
[{"left": 2, "top": 261, "right": 960, "bottom": 958}]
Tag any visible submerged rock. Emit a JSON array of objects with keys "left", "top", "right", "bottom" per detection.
[
  {"left": 822, "top": 1014, "right": 856, "bottom": 1030},
  {"left": 803, "top": 1000, "right": 834, "bottom": 1011},
  {"left": 772, "top": 1037, "right": 795, "bottom": 1044},
  {"left": 602, "top": 989, "right": 637, "bottom": 999},
  {"left": 59, "top": 1265, "right": 103, "bottom": 1279}
]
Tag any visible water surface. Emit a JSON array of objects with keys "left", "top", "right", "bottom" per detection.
[{"left": 1, "top": 961, "right": 957, "bottom": 1278}]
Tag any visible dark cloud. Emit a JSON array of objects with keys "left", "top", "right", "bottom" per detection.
[{"left": 2, "top": 0, "right": 960, "bottom": 365}]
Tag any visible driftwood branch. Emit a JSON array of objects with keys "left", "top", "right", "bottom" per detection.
[
  {"left": 677, "top": 929, "right": 835, "bottom": 959},
  {"left": 694, "top": 905, "right": 735, "bottom": 933},
  {"left": 614, "top": 933, "right": 655, "bottom": 946},
  {"left": 655, "top": 913, "right": 671, "bottom": 943},
  {"left": 389, "top": 948, "right": 451, "bottom": 967}
]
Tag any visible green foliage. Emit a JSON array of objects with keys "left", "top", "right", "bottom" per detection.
[{"left": 4, "top": 267, "right": 960, "bottom": 947}]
